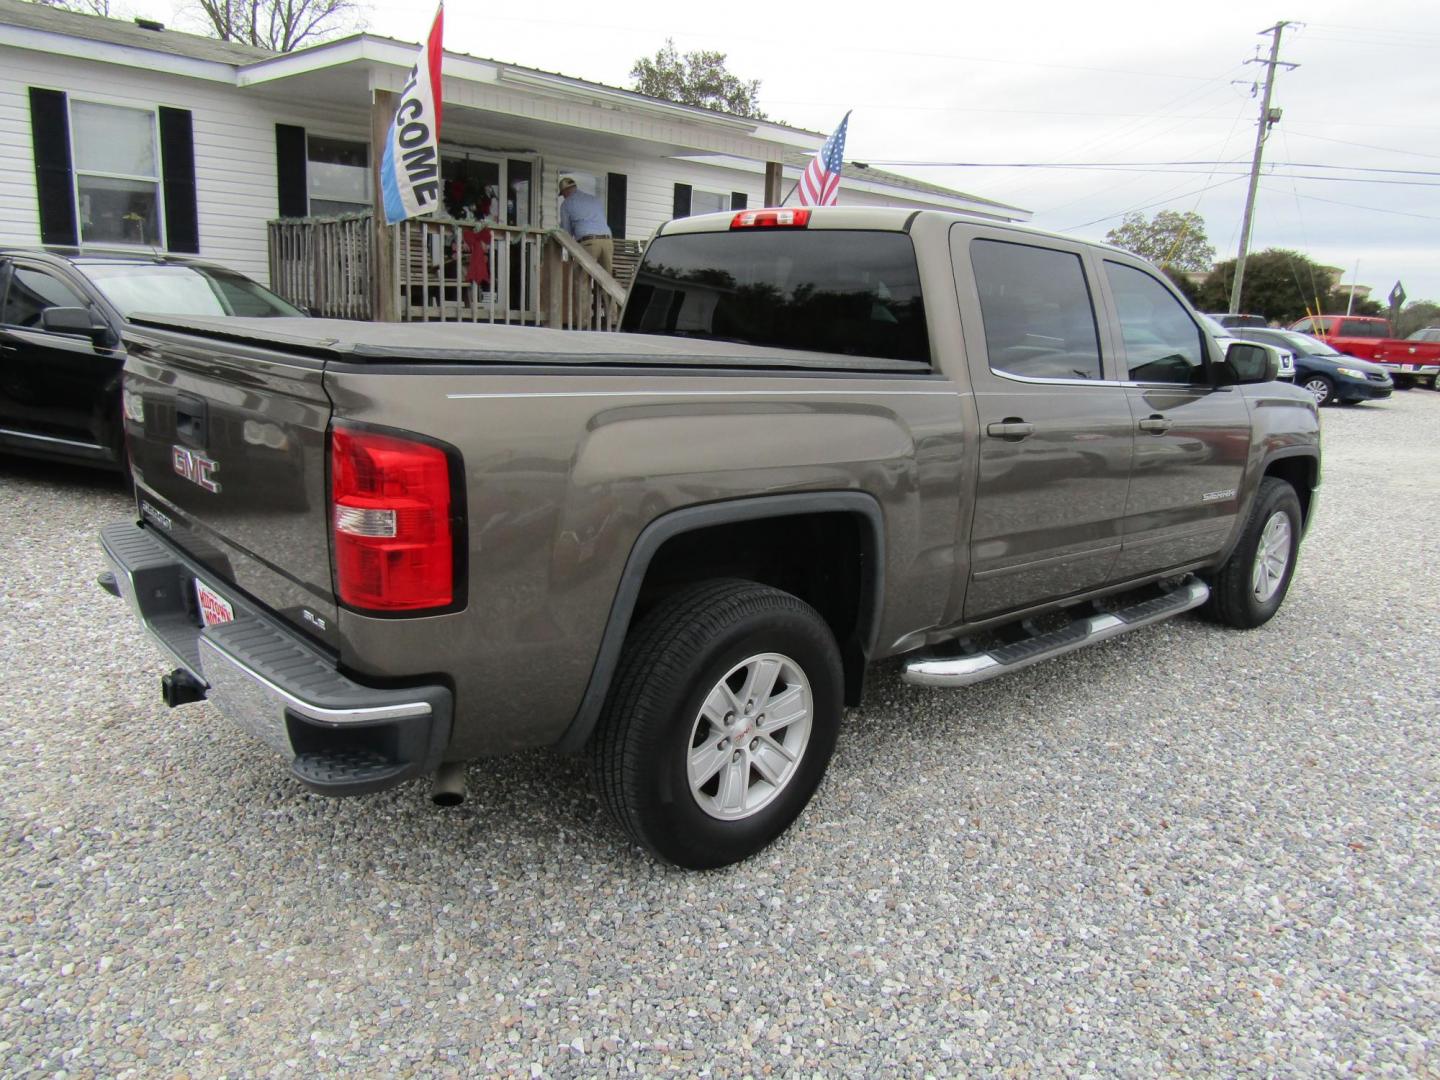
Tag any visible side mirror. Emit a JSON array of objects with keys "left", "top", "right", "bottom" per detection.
[
  {"left": 41, "top": 306, "right": 112, "bottom": 346},
  {"left": 1217, "top": 341, "right": 1279, "bottom": 385}
]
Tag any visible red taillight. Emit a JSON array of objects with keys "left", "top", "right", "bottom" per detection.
[
  {"left": 730, "top": 208, "right": 810, "bottom": 229},
  {"left": 331, "top": 425, "right": 455, "bottom": 612}
]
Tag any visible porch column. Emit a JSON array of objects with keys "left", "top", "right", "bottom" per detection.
[
  {"left": 764, "top": 161, "right": 784, "bottom": 207},
  {"left": 370, "top": 89, "right": 398, "bottom": 322}
]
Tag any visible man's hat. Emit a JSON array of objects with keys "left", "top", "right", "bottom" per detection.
[{"left": 558, "top": 176, "right": 577, "bottom": 194}]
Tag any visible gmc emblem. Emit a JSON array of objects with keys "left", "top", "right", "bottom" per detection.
[{"left": 172, "top": 445, "right": 221, "bottom": 493}]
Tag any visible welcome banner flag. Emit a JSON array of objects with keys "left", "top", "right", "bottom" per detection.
[{"left": 381, "top": 5, "right": 444, "bottom": 224}]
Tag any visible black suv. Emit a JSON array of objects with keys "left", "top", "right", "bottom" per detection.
[{"left": 0, "top": 249, "right": 302, "bottom": 469}]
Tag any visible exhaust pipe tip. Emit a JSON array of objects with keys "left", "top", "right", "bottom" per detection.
[{"left": 430, "top": 761, "right": 467, "bottom": 807}]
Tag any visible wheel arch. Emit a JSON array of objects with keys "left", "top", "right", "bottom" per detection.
[
  {"left": 1261, "top": 449, "right": 1319, "bottom": 529},
  {"left": 556, "top": 492, "right": 885, "bottom": 752}
]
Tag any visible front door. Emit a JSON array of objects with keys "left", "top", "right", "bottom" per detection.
[
  {"left": 954, "top": 231, "right": 1136, "bottom": 621},
  {"left": 1100, "top": 259, "right": 1252, "bottom": 579},
  {"left": 0, "top": 261, "right": 122, "bottom": 461}
]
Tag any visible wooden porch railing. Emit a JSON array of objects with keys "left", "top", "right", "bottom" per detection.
[
  {"left": 268, "top": 214, "right": 371, "bottom": 319},
  {"left": 267, "top": 213, "right": 631, "bottom": 330},
  {"left": 544, "top": 231, "right": 628, "bottom": 331}
]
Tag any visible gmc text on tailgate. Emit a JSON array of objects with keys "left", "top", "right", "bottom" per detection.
[{"left": 99, "top": 207, "right": 1320, "bottom": 868}]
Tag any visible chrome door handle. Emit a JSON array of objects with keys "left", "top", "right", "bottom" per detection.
[
  {"left": 1137, "top": 416, "right": 1172, "bottom": 434},
  {"left": 986, "top": 420, "right": 1034, "bottom": 441}
]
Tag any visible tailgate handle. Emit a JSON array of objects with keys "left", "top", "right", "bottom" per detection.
[
  {"left": 1138, "top": 415, "right": 1172, "bottom": 434},
  {"left": 176, "top": 395, "right": 208, "bottom": 446},
  {"left": 986, "top": 419, "right": 1034, "bottom": 441}
]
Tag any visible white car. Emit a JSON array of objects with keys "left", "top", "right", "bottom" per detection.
[{"left": 1199, "top": 314, "right": 1294, "bottom": 382}]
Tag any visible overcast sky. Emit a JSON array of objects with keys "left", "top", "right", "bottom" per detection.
[{"left": 167, "top": 0, "right": 1440, "bottom": 305}]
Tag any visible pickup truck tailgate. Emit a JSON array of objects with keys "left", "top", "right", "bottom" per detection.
[{"left": 121, "top": 318, "right": 338, "bottom": 648}]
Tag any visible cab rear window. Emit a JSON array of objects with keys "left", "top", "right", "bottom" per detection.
[{"left": 621, "top": 230, "right": 930, "bottom": 366}]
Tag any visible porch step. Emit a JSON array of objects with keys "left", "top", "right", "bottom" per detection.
[{"left": 901, "top": 578, "right": 1210, "bottom": 689}]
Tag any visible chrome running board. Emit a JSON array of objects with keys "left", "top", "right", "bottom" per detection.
[{"left": 902, "top": 578, "right": 1210, "bottom": 689}]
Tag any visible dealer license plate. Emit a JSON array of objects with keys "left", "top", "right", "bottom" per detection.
[{"left": 195, "top": 579, "right": 234, "bottom": 627}]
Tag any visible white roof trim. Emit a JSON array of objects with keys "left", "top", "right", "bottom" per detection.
[{"left": 0, "top": 22, "right": 238, "bottom": 83}]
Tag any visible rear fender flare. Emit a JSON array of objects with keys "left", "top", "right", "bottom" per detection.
[{"left": 555, "top": 492, "right": 885, "bottom": 753}]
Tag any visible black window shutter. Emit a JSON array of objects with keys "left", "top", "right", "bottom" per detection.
[
  {"left": 28, "top": 88, "right": 77, "bottom": 246},
  {"left": 730, "top": 192, "right": 748, "bottom": 210},
  {"left": 606, "top": 172, "right": 628, "bottom": 240},
  {"left": 275, "top": 124, "right": 308, "bottom": 218},
  {"left": 672, "top": 183, "right": 691, "bottom": 220},
  {"left": 158, "top": 107, "right": 199, "bottom": 253}
]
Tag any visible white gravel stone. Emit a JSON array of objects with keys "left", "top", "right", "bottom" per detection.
[{"left": 0, "top": 390, "right": 1437, "bottom": 1076}]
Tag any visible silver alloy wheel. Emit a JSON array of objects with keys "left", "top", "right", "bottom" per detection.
[
  {"left": 686, "top": 652, "right": 813, "bottom": 821},
  {"left": 1303, "top": 377, "right": 1331, "bottom": 405},
  {"left": 1251, "top": 511, "right": 1293, "bottom": 603}
]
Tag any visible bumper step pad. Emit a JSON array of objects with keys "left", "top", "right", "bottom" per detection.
[
  {"left": 100, "top": 519, "right": 452, "bottom": 797},
  {"left": 902, "top": 577, "right": 1210, "bottom": 688}
]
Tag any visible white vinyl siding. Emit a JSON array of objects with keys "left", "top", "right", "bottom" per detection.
[{"left": 0, "top": 44, "right": 369, "bottom": 285}]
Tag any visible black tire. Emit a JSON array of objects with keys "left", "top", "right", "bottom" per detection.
[
  {"left": 1202, "top": 477, "right": 1303, "bottom": 629},
  {"left": 588, "top": 579, "right": 843, "bottom": 869},
  {"left": 1394, "top": 375, "right": 1415, "bottom": 390},
  {"left": 1301, "top": 374, "right": 1334, "bottom": 406}
]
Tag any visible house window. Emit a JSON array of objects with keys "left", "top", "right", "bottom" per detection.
[
  {"left": 689, "top": 189, "right": 730, "bottom": 216},
  {"left": 70, "top": 100, "right": 163, "bottom": 247},
  {"left": 307, "top": 136, "right": 370, "bottom": 216}
]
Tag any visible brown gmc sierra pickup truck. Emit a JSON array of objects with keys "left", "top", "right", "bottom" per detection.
[{"left": 99, "top": 207, "right": 1321, "bottom": 868}]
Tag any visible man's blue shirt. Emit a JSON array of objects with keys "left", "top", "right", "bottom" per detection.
[{"left": 559, "top": 190, "right": 611, "bottom": 239}]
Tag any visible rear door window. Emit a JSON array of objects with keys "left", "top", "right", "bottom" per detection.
[
  {"left": 1339, "top": 319, "right": 1387, "bottom": 338},
  {"left": 1103, "top": 261, "right": 1208, "bottom": 385},
  {"left": 969, "top": 239, "right": 1102, "bottom": 381},
  {"left": 622, "top": 230, "right": 929, "bottom": 366}
]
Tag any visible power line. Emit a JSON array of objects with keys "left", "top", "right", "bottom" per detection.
[
  {"left": 860, "top": 160, "right": 1440, "bottom": 176},
  {"left": 1061, "top": 175, "right": 1249, "bottom": 230},
  {"left": 1290, "top": 193, "right": 1440, "bottom": 222}
]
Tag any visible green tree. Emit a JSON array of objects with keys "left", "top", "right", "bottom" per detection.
[
  {"left": 1160, "top": 265, "right": 1201, "bottom": 305},
  {"left": 1197, "top": 248, "right": 1359, "bottom": 324},
  {"left": 630, "top": 39, "right": 766, "bottom": 119},
  {"left": 1396, "top": 300, "right": 1440, "bottom": 336},
  {"left": 1104, "top": 210, "right": 1215, "bottom": 273}
]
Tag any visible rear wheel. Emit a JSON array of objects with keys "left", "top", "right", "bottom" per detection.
[
  {"left": 589, "top": 580, "right": 843, "bottom": 869},
  {"left": 1202, "top": 477, "right": 1302, "bottom": 629}
]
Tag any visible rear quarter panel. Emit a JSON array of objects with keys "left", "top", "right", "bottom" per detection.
[{"left": 324, "top": 364, "right": 970, "bottom": 757}]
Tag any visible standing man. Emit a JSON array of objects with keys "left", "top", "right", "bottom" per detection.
[{"left": 557, "top": 176, "right": 614, "bottom": 275}]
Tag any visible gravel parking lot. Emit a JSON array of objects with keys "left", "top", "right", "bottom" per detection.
[{"left": 2, "top": 391, "right": 1437, "bottom": 1077}]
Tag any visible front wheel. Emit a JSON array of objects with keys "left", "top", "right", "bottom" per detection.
[
  {"left": 1302, "top": 375, "right": 1334, "bottom": 406},
  {"left": 1202, "top": 477, "right": 1303, "bottom": 629},
  {"left": 588, "top": 580, "right": 843, "bottom": 869}
]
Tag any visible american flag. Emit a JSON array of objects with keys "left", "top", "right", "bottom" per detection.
[{"left": 794, "top": 112, "right": 850, "bottom": 206}]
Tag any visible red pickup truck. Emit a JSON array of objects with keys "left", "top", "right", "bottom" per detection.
[{"left": 1288, "top": 315, "right": 1440, "bottom": 390}]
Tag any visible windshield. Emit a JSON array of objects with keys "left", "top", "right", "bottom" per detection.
[
  {"left": 1267, "top": 330, "right": 1340, "bottom": 356},
  {"left": 621, "top": 230, "right": 930, "bottom": 364},
  {"left": 84, "top": 263, "right": 304, "bottom": 318}
]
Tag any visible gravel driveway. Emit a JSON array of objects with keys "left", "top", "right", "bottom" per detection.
[{"left": 2, "top": 392, "right": 1437, "bottom": 1077}]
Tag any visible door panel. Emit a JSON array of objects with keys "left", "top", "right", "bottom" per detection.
[
  {"left": 953, "top": 230, "right": 1134, "bottom": 621},
  {"left": 1101, "top": 259, "right": 1251, "bottom": 578},
  {"left": 0, "top": 263, "right": 121, "bottom": 453}
]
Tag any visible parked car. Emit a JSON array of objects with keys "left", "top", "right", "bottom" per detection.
[
  {"left": 1289, "top": 314, "right": 1440, "bottom": 390},
  {"left": 1408, "top": 327, "right": 1440, "bottom": 345},
  {"left": 0, "top": 248, "right": 304, "bottom": 469},
  {"left": 1200, "top": 315, "right": 1294, "bottom": 381},
  {"left": 1233, "top": 327, "right": 1393, "bottom": 406},
  {"left": 1205, "top": 312, "right": 1269, "bottom": 329}
]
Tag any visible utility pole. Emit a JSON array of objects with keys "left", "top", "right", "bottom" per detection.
[{"left": 1229, "top": 21, "right": 1298, "bottom": 315}]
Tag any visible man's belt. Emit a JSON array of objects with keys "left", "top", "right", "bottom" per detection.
[{"left": 578, "top": 234, "right": 610, "bottom": 243}]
